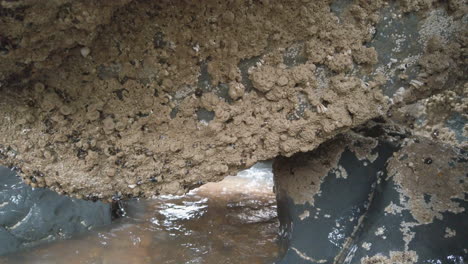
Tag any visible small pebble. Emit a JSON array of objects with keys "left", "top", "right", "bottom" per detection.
[
  {"left": 103, "top": 117, "right": 115, "bottom": 131},
  {"left": 424, "top": 157, "right": 433, "bottom": 165},
  {"left": 222, "top": 11, "right": 235, "bottom": 23},
  {"left": 106, "top": 168, "right": 116, "bottom": 177},
  {"left": 44, "top": 150, "right": 53, "bottom": 160},
  {"left": 60, "top": 105, "right": 74, "bottom": 116},
  {"left": 115, "top": 122, "right": 126, "bottom": 132},
  {"left": 80, "top": 47, "right": 91, "bottom": 58},
  {"left": 228, "top": 82, "right": 245, "bottom": 100},
  {"left": 277, "top": 75, "right": 289, "bottom": 86},
  {"left": 86, "top": 110, "right": 100, "bottom": 121},
  {"left": 34, "top": 82, "right": 45, "bottom": 93}
]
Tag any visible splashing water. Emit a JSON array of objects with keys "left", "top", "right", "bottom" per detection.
[{"left": 1, "top": 162, "right": 281, "bottom": 264}]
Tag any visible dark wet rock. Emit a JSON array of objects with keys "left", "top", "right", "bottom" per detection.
[
  {"left": 274, "top": 124, "right": 467, "bottom": 263},
  {"left": 370, "top": 2, "right": 423, "bottom": 97},
  {"left": 0, "top": 166, "right": 111, "bottom": 256}
]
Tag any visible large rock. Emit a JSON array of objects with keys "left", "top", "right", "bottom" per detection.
[
  {"left": 0, "top": 1, "right": 465, "bottom": 200},
  {"left": 274, "top": 123, "right": 467, "bottom": 263},
  {"left": 0, "top": 166, "right": 111, "bottom": 256}
]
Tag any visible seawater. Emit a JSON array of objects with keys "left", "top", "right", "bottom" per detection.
[{"left": 1, "top": 162, "right": 281, "bottom": 264}]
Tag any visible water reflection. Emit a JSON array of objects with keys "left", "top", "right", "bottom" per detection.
[{"left": 1, "top": 162, "right": 280, "bottom": 264}]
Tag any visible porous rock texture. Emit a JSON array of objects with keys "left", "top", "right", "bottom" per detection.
[{"left": 0, "top": 0, "right": 466, "bottom": 200}]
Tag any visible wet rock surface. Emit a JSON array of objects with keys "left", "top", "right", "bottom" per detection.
[
  {"left": 0, "top": 1, "right": 466, "bottom": 262},
  {"left": 0, "top": 166, "right": 111, "bottom": 256},
  {"left": 274, "top": 123, "right": 467, "bottom": 263}
]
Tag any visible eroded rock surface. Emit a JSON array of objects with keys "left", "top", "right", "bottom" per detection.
[
  {"left": 0, "top": 0, "right": 466, "bottom": 200},
  {"left": 274, "top": 123, "right": 467, "bottom": 263}
]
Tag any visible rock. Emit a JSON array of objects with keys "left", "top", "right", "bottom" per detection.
[
  {"left": 0, "top": 167, "right": 111, "bottom": 256},
  {"left": 80, "top": 47, "right": 91, "bottom": 58},
  {"left": 274, "top": 124, "right": 467, "bottom": 263},
  {"left": 228, "top": 81, "right": 245, "bottom": 100},
  {"left": 0, "top": 0, "right": 465, "bottom": 200}
]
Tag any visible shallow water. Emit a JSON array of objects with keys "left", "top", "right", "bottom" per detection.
[{"left": 1, "top": 163, "right": 281, "bottom": 264}]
